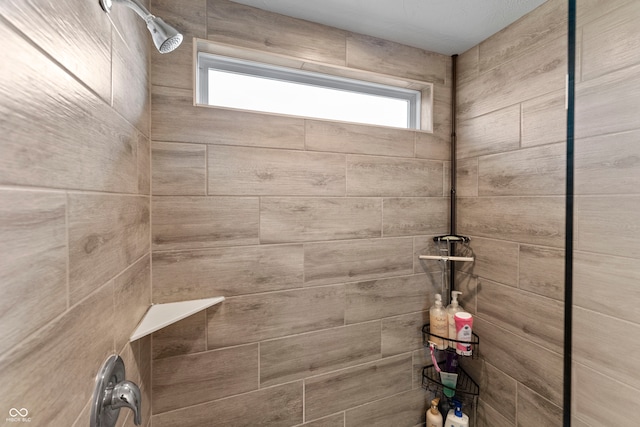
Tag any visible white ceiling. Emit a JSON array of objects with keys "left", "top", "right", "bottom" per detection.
[{"left": 230, "top": 0, "right": 548, "bottom": 55}]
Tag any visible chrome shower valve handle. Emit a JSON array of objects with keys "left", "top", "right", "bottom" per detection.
[
  {"left": 107, "top": 380, "right": 142, "bottom": 425},
  {"left": 91, "top": 355, "right": 142, "bottom": 427}
]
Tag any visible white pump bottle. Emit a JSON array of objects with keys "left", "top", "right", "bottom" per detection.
[
  {"left": 447, "top": 291, "right": 463, "bottom": 349},
  {"left": 429, "top": 294, "right": 448, "bottom": 350},
  {"left": 445, "top": 400, "right": 470, "bottom": 427},
  {"left": 426, "top": 397, "right": 443, "bottom": 427}
]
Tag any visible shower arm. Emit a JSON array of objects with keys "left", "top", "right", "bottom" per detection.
[
  {"left": 100, "top": 0, "right": 155, "bottom": 23},
  {"left": 98, "top": 0, "right": 183, "bottom": 54}
]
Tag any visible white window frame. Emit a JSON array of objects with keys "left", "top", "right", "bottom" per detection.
[{"left": 197, "top": 52, "right": 421, "bottom": 129}]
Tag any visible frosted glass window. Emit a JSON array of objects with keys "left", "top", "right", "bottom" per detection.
[{"left": 198, "top": 53, "right": 421, "bottom": 129}]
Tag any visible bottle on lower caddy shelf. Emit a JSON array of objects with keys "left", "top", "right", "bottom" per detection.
[
  {"left": 445, "top": 399, "right": 470, "bottom": 427},
  {"left": 440, "top": 350, "right": 459, "bottom": 398},
  {"left": 426, "top": 397, "right": 443, "bottom": 427}
]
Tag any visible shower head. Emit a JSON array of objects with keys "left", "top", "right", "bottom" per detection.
[
  {"left": 99, "top": 0, "right": 183, "bottom": 54},
  {"left": 146, "top": 17, "right": 183, "bottom": 54}
]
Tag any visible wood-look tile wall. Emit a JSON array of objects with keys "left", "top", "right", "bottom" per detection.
[
  {"left": 456, "top": 0, "right": 567, "bottom": 425},
  {"left": 0, "top": 0, "right": 152, "bottom": 426},
  {"left": 148, "top": 0, "right": 449, "bottom": 424},
  {"left": 9, "top": 0, "right": 636, "bottom": 424},
  {"left": 573, "top": 1, "right": 640, "bottom": 425}
]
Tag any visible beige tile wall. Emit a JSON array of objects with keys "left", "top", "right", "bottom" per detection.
[
  {"left": 456, "top": 0, "right": 567, "bottom": 425},
  {"left": 0, "top": 0, "right": 152, "bottom": 426},
  {"left": 146, "top": 0, "right": 640, "bottom": 425},
  {"left": 573, "top": 0, "right": 640, "bottom": 425},
  {"left": 14, "top": 0, "right": 635, "bottom": 425},
  {"left": 148, "top": 0, "right": 450, "bottom": 424},
  {"left": 453, "top": 0, "right": 640, "bottom": 424}
]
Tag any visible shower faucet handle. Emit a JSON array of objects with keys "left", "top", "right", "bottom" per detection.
[
  {"left": 108, "top": 380, "right": 142, "bottom": 425},
  {"left": 91, "top": 355, "right": 143, "bottom": 427}
]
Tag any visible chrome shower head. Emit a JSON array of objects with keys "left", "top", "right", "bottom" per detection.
[
  {"left": 146, "top": 17, "right": 183, "bottom": 54},
  {"left": 99, "top": 0, "right": 183, "bottom": 54}
]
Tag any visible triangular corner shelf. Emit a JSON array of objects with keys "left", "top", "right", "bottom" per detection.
[{"left": 130, "top": 296, "right": 225, "bottom": 342}]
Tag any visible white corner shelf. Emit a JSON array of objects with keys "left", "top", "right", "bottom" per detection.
[{"left": 130, "top": 296, "right": 225, "bottom": 342}]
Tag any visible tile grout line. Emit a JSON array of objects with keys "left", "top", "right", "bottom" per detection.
[
  {"left": 205, "top": 143, "right": 209, "bottom": 196},
  {"left": 516, "top": 241, "right": 521, "bottom": 291},
  {"left": 302, "top": 378, "right": 306, "bottom": 423},
  {"left": 204, "top": 0, "right": 209, "bottom": 40},
  {"left": 65, "top": 192, "right": 71, "bottom": 310},
  {"left": 0, "top": 185, "right": 151, "bottom": 197},
  {"left": 258, "top": 195, "right": 262, "bottom": 245},
  {"left": 519, "top": 102, "right": 524, "bottom": 149},
  {"left": 204, "top": 307, "right": 209, "bottom": 353},
  {"left": 475, "top": 157, "right": 479, "bottom": 197},
  {"left": 380, "top": 197, "right": 385, "bottom": 239},
  {"left": 344, "top": 155, "right": 348, "bottom": 197},
  {"left": 515, "top": 382, "right": 520, "bottom": 425}
]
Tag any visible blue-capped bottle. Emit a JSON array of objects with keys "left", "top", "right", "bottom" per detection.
[{"left": 445, "top": 399, "right": 469, "bottom": 427}]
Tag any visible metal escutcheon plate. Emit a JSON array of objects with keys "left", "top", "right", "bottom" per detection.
[{"left": 90, "top": 355, "right": 125, "bottom": 427}]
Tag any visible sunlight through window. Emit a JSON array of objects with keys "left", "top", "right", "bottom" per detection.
[{"left": 198, "top": 53, "right": 421, "bottom": 129}]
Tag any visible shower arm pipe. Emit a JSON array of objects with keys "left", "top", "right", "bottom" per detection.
[{"left": 101, "top": 0, "right": 155, "bottom": 23}]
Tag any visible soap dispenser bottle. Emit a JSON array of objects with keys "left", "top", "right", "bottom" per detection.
[
  {"left": 429, "top": 294, "right": 448, "bottom": 350},
  {"left": 445, "top": 399, "right": 469, "bottom": 427},
  {"left": 446, "top": 291, "right": 463, "bottom": 349},
  {"left": 426, "top": 397, "right": 443, "bottom": 427}
]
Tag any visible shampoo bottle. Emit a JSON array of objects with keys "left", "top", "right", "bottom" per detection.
[
  {"left": 429, "top": 294, "right": 448, "bottom": 350},
  {"left": 446, "top": 291, "right": 463, "bottom": 348},
  {"left": 426, "top": 397, "right": 443, "bottom": 427},
  {"left": 445, "top": 399, "right": 469, "bottom": 427}
]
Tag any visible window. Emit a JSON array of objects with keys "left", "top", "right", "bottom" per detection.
[{"left": 197, "top": 53, "right": 421, "bottom": 129}]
